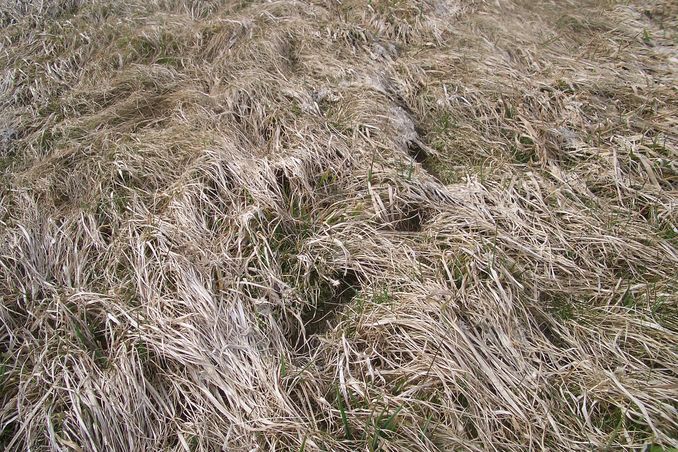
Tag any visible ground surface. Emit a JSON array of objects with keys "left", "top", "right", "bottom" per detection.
[{"left": 1, "top": 0, "right": 677, "bottom": 450}]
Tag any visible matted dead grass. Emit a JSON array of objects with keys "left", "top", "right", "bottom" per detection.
[{"left": 1, "top": 0, "right": 677, "bottom": 450}]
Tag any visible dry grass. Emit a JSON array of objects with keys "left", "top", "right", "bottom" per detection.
[{"left": 1, "top": 0, "right": 677, "bottom": 450}]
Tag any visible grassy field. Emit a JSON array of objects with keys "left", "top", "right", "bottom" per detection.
[{"left": 1, "top": 0, "right": 677, "bottom": 450}]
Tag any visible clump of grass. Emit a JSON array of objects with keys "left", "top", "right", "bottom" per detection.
[{"left": 1, "top": 0, "right": 678, "bottom": 450}]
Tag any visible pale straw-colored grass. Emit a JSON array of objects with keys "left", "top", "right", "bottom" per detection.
[{"left": 1, "top": 0, "right": 677, "bottom": 450}]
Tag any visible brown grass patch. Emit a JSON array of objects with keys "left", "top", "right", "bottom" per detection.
[{"left": 1, "top": 0, "right": 677, "bottom": 450}]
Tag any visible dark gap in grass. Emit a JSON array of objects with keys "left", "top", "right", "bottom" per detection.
[
  {"left": 50, "top": 183, "right": 72, "bottom": 209},
  {"left": 393, "top": 206, "right": 429, "bottom": 232},
  {"left": 115, "top": 168, "right": 132, "bottom": 185},
  {"left": 406, "top": 139, "right": 427, "bottom": 164},
  {"left": 274, "top": 168, "right": 291, "bottom": 201},
  {"left": 0, "top": 421, "right": 18, "bottom": 450},
  {"left": 528, "top": 305, "right": 571, "bottom": 350},
  {"left": 511, "top": 142, "right": 536, "bottom": 165},
  {"left": 69, "top": 307, "right": 111, "bottom": 370},
  {"left": 265, "top": 118, "right": 284, "bottom": 145},
  {"left": 293, "top": 269, "right": 361, "bottom": 354}
]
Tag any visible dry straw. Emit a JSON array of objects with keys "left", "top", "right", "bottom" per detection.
[{"left": 1, "top": 0, "right": 676, "bottom": 450}]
